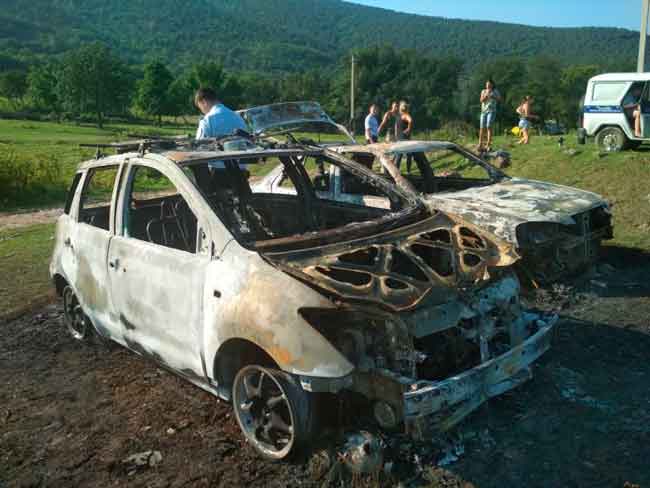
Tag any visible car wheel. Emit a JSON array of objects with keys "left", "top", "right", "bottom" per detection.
[
  {"left": 596, "top": 127, "right": 627, "bottom": 152},
  {"left": 62, "top": 285, "right": 90, "bottom": 340},
  {"left": 232, "top": 365, "right": 314, "bottom": 460}
]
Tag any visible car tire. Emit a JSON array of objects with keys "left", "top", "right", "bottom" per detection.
[
  {"left": 62, "top": 285, "right": 91, "bottom": 341},
  {"left": 596, "top": 126, "right": 627, "bottom": 152},
  {"left": 232, "top": 365, "right": 315, "bottom": 461}
]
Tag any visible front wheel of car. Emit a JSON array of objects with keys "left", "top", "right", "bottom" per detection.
[
  {"left": 596, "top": 126, "right": 627, "bottom": 152},
  {"left": 62, "top": 285, "right": 91, "bottom": 341},
  {"left": 232, "top": 365, "right": 315, "bottom": 460}
]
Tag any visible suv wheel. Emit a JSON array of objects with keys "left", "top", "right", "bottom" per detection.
[
  {"left": 62, "top": 285, "right": 90, "bottom": 340},
  {"left": 232, "top": 365, "right": 315, "bottom": 460},
  {"left": 596, "top": 127, "right": 627, "bottom": 152}
]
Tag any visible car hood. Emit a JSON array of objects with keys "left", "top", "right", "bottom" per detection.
[
  {"left": 262, "top": 212, "right": 519, "bottom": 312},
  {"left": 423, "top": 178, "right": 608, "bottom": 245}
]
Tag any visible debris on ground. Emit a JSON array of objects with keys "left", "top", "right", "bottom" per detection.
[
  {"left": 121, "top": 450, "right": 163, "bottom": 469},
  {"left": 483, "top": 149, "right": 511, "bottom": 168}
]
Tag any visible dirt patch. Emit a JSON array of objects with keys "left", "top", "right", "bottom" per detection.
[
  {"left": 0, "top": 207, "right": 63, "bottom": 231},
  {"left": 2, "top": 249, "right": 649, "bottom": 487}
]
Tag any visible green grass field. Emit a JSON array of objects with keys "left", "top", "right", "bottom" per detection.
[
  {"left": 0, "top": 119, "right": 648, "bottom": 319},
  {"left": 0, "top": 119, "right": 194, "bottom": 211}
]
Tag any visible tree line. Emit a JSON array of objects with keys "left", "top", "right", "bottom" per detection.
[{"left": 0, "top": 42, "right": 626, "bottom": 132}]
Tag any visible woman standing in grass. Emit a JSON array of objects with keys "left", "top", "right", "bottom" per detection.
[
  {"left": 396, "top": 101, "right": 414, "bottom": 172},
  {"left": 478, "top": 79, "right": 501, "bottom": 151}
]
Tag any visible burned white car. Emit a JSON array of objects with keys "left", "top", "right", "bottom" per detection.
[
  {"left": 243, "top": 104, "right": 613, "bottom": 284},
  {"left": 50, "top": 137, "right": 556, "bottom": 460},
  {"left": 329, "top": 141, "right": 614, "bottom": 284}
]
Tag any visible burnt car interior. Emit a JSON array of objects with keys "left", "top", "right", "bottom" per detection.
[
  {"left": 125, "top": 165, "right": 198, "bottom": 253},
  {"left": 183, "top": 152, "right": 421, "bottom": 251}
]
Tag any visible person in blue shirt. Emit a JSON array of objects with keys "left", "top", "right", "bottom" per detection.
[
  {"left": 364, "top": 104, "right": 380, "bottom": 143},
  {"left": 194, "top": 87, "right": 247, "bottom": 140}
]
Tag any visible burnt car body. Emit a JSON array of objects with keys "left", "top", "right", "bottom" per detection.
[
  {"left": 242, "top": 103, "right": 613, "bottom": 284},
  {"left": 328, "top": 141, "right": 613, "bottom": 284},
  {"left": 50, "top": 136, "right": 556, "bottom": 460}
]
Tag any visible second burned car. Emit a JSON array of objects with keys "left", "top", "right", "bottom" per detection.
[
  {"left": 244, "top": 102, "right": 614, "bottom": 284},
  {"left": 50, "top": 135, "right": 556, "bottom": 461}
]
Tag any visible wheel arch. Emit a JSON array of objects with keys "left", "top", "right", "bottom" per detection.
[
  {"left": 53, "top": 273, "right": 69, "bottom": 296},
  {"left": 595, "top": 123, "right": 633, "bottom": 140},
  {"left": 212, "top": 338, "right": 280, "bottom": 400}
]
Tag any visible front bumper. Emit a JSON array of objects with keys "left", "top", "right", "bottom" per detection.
[{"left": 404, "top": 313, "right": 557, "bottom": 436}]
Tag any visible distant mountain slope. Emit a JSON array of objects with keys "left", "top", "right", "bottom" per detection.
[{"left": 0, "top": 0, "right": 642, "bottom": 71}]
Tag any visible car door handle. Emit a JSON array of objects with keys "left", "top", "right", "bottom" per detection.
[
  {"left": 109, "top": 258, "right": 119, "bottom": 269},
  {"left": 64, "top": 237, "right": 73, "bottom": 249}
]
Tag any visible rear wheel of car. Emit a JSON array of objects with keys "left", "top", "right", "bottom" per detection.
[
  {"left": 62, "top": 285, "right": 90, "bottom": 341},
  {"left": 232, "top": 365, "right": 314, "bottom": 460},
  {"left": 596, "top": 126, "right": 627, "bottom": 152}
]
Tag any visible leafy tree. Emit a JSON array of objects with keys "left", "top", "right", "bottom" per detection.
[
  {"left": 188, "top": 61, "right": 225, "bottom": 93},
  {"left": 167, "top": 76, "right": 193, "bottom": 119},
  {"left": 0, "top": 70, "right": 27, "bottom": 109},
  {"left": 559, "top": 64, "right": 600, "bottom": 127},
  {"left": 57, "top": 42, "right": 132, "bottom": 128},
  {"left": 237, "top": 72, "right": 280, "bottom": 107},
  {"left": 27, "top": 63, "right": 60, "bottom": 115},
  {"left": 135, "top": 60, "right": 174, "bottom": 125}
]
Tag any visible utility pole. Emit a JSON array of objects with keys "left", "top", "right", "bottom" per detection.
[
  {"left": 350, "top": 54, "right": 356, "bottom": 135},
  {"left": 639, "top": 0, "right": 649, "bottom": 72}
]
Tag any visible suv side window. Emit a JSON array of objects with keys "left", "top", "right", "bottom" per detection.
[
  {"left": 79, "top": 166, "right": 119, "bottom": 230},
  {"left": 125, "top": 165, "right": 198, "bottom": 254},
  {"left": 592, "top": 82, "right": 627, "bottom": 102}
]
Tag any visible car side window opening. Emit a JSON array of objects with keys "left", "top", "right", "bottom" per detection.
[
  {"left": 125, "top": 165, "right": 199, "bottom": 254},
  {"left": 78, "top": 166, "right": 119, "bottom": 230}
]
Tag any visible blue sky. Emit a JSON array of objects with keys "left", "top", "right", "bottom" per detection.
[{"left": 347, "top": 0, "right": 642, "bottom": 30}]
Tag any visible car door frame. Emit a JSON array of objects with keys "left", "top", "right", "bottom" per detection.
[
  {"left": 64, "top": 160, "right": 127, "bottom": 339},
  {"left": 108, "top": 155, "right": 218, "bottom": 378}
]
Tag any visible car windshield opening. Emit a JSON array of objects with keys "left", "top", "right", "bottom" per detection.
[{"left": 182, "top": 151, "right": 422, "bottom": 251}]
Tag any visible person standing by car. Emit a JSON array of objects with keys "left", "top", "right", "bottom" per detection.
[
  {"left": 364, "top": 104, "right": 380, "bottom": 143},
  {"left": 478, "top": 79, "right": 501, "bottom": 151},
  {"left": 396, "top": 101, "right": 415, "bottom": 172},
  {"left": 516, "top": 96, "right": 535, "bottom": 145},
  {"left": 194, "top": 87, "right": 247, "bottom": 140},
  {"left": 378, "top": 101, "right": 399, "bottom": 142},
  {"left": 396, "top": 101, "right": 413, "bottom": 141},
  {"left": 622, "top": 85, "right": 643, "bottom": 138}
]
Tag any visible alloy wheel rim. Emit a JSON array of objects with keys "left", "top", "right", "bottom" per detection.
[
  {"left": 233, "top": 366, "right": 295, "bottom": 458},
  {"left": 602, "top": 133, "right": 621, "bottom": 152}
]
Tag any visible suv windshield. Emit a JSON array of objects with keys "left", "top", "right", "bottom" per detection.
[{"left": 183, "top": 149, "right": 423, "bottom": 251}]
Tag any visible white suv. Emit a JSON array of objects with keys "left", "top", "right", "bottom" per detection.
[{"left": 580, "top": 72, "right": 650, "bottom": 151}]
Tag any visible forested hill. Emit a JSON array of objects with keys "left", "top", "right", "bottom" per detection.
[{"left": 0, "top": 0, "right": 643, "bottom": 72}]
